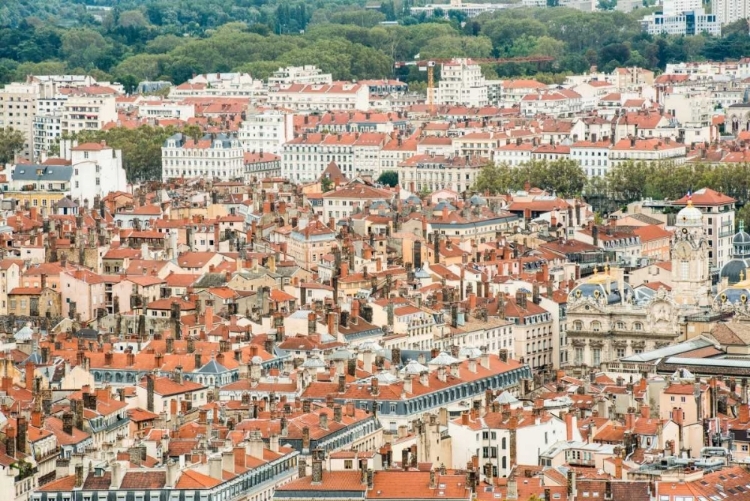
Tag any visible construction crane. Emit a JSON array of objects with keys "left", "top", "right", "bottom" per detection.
[{"left": 394, "top": 56, "right": 555, "bottom": 113}]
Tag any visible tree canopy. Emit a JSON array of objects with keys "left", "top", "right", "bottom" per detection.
[
  {"left": 0, "top": 1, "right": 746, "bottom": 87},
  {"left": 474, "top": 159, "right": 586, "bottom": 198},
  {"left": 0, "top": 127, "right": 24, "bottom": 165}
]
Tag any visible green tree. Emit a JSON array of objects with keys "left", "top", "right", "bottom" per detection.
[
  {"left": 73, "top": 125, "right": 180, "bottom": 182},
  {"left": 321, "top": 176, "right": 334, "bottom": 192},
  {"left": 61, "top": 29, "right": 111, "bottom": 69},
  {"left": 738, "top": 204, "right": 750, "bottom": 231},
  {"left": 378, "top": 171, "right": 399, "bottom": 187},
  {"left": 474, "top": 163, "right": 514, "bottom": 194},
  {"left": 0, "top": 127, "right": 24, "bottom": 165},
  {"left": 114, "top": 54, "right": 168, "bottom": 81}
]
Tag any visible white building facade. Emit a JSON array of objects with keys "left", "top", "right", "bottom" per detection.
[
  {"left": 162, "top": 133, "right": 244, "bottom": 181},
  {"left": 436, "top": 59, "right": 488, "bottom": 108}
]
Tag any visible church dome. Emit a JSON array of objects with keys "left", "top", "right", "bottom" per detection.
[
  {"left": 733, "top": 221, "right": 750, "bottom": 258},
  {"left": 720, "top": 258, "right": 750, "bottom": 285},
  {"left": 719, "top": 222, "right": 750, "bottom": 285},
  {"left": 734, "top": 229, "right": 750, "bottom": 246},
  {"left": 675, "top": 201, "right": 703, "bottom": 228},
  {"left": 568, "top": 267, "right": 635, "bottom": 305}
]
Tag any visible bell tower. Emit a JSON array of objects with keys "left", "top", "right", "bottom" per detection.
[{"left": 671, "top": 198, "right": 710, "bottom": 307}]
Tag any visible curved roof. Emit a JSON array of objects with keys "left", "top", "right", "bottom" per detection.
[
  {"left": 568, "top": 268, "right": 634, "bottom": 305},
  {"left": 675, "top": 202, "right": 703, "bottom": 228},
  {"left": 734, "top": 230, "right": 750, "bottom": 245},
  {"left": 720, "top": 258, "right": 750, "bottom": 285},
  {"left": 715, "top": 276, "right": 750, "bottom": 304}
]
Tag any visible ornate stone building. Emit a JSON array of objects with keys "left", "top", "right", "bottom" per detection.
[
  {"left": 565, "top": 200, "right": 709, "bottom": 368},
  {"left": 671, "top": 199, "right": 711, "bottom": 307}
]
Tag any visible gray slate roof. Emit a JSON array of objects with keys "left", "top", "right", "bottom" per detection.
[{"left": 13, "top": 165, "right": 72, "bottom": 182}]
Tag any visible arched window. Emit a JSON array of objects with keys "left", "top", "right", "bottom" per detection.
[
  {"left": 634, "top": 322, "right": 643, "bottom": 331},
  {"left": 572, "top": 321, "right": 583, "bottom": 331},
  {"left": 616, "top": 321, "right": 625, "bottom": 330},
  {"left": 591, "top": 321, "right": 601, "bottom": 332}
]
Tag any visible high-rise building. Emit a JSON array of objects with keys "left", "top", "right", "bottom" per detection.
[
  {"left": 712, "top": 0, "right": 750, "bottom": 25},
  {"left": 436, "top": 59, "right": 488, "bottom": 108}
]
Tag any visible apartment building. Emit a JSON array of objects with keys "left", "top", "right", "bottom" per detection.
[
  {"left": 436, "top": 59, "right": 488, "bottom": 108},
  {"left": 281, "top": 132, "right": 388, "bottom": 182},
  {"left": 268, "top": 65, "right": 333, "bottom": 86},
  {"left": 0, "top": 82, "right": 38, "bottom": 161},
  {"left": 713, "top": 0, "right": 750, "bottom": 24},
  {"left": 397, "top": 153, "right": 487, "bottom": 194},
  {"left": 321, "top": 182, "right": 393, "bottom": 222},
  {"left": 286, "top": 219, "right": 337, "bottom": 270},
  {"left": 60, "top": 88, "right": 117, "bottom": 137},
  {"left": 64, "top": 140, "right": 128, "bottom": 201},
  {"left": 161, "top": 132, "right": 244, "bottom": 181},
  {"left": 608, "top": 137, "right": 687, "bottom": 166},
  {"left": 239, "top": 108, "right": 294, "bottom": 155},
  {"left": 268, "top": 82, "right": 369, "bottom": 111},
  {"left": 520, "top": 89, "right": 583, "bottom": 118},
  {"left": 168, "top": 72, "right": 266, "bottom": 100},
  {"left": 570, "top": 140, "right": 612, "bottom": 178}
]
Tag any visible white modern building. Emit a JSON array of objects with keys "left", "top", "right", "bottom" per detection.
[
  {"left": 0, "top": 81, "right": 39, "bottom": 161},
  {"left": 268, "top": 65, "right": 333, "bottom": 86},
  {"left": 267, "top": 82, "right": 369, "bottom": 111},
  {"left": 642, "top": 8, "right": 721, "bottom": 35},
  {"left": 137, "top": 101, "right": 195, "bottom": 120},
  {"left": 436, "top": 59, "right": 488, "bottom": 108},
  {"left": 411, "top": 0, "right": 509, "bottom": 17},
  {"left": 161, "top": 133, "right": 244, "bottom": 181},
  {"left": 239, "top": 108, "right": 295, "bottom": 155},
  {"left": 169, "top": 72, "right": 266, "bottom": 100},
  {"left": 61, "top": 89, "right": 118, "bottom": 136},
  {"left": 713, "top": 0, "right": 750, "bottom": 24}
]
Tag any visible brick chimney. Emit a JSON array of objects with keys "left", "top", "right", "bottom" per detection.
[{"left": 740, "top": 403, "right": 750, "bottom": 424}]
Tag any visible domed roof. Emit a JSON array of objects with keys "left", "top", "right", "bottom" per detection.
[
  {"left": 675, "top": 201, "right": 703, "bottom": 227},
  {"left": 714, "top": 274, "right": 750, "bottom": 305},
  {"left": 734, "top": 229, "right": 750, "bottom": 245},
  {"left": 720, "top": 258, "right": 750, "bottom": 285},
  {"left": 568, "top": 267, "right": 635, "bottom": 305},
  {"left": 251, "top": 355, "right": 264, "bottom": 365}
]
